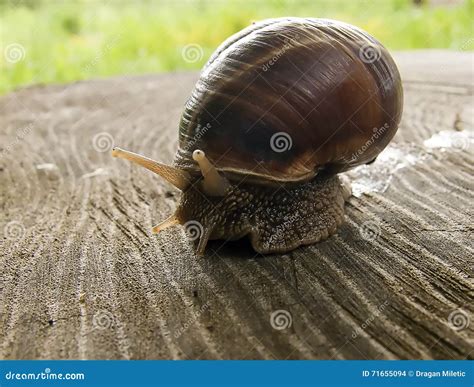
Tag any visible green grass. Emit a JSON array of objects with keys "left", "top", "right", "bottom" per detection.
[{"left": 1, "top": 0, "right": 473, "bottom": 94}]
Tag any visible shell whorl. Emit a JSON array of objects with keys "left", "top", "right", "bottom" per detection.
[{"left": 175, "top": 17, "right": 403, "bottom": 184}]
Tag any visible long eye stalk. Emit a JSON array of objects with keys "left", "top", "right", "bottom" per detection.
[{"left": 192, "top": 149, "right": 230, "bottom": 196}]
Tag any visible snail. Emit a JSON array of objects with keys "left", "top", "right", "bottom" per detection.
[{"left": 112, "top": 17, "right": 403, "bottom": 255}]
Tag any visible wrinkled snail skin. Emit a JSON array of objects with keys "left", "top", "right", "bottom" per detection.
[
  {"left": 176, "top": 174, "right": 349, "bottom": 255},
  {"left": 112, "top": 17, "right": 403, "bottom": 256}
]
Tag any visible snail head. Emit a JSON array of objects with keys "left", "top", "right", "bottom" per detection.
[{"left": 112, "top": 147, "right": 231, "bottom": 255}]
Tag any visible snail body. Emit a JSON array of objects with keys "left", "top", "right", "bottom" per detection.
[{"left": 113, "top": 17, "right": 403, "bottom": 255}]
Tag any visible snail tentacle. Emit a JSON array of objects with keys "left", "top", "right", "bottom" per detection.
[
  {"left": 192, "top": 149, "right": 230, "bottom": 196},
  {"left": 196, "top": 227, "right": 212, "bottom": 257},
  {"left": 151, "top": 214, "right": 180, "bottom": 233},
  {"left": 112, "top": 147, "right": 190, "bottom": 191}
]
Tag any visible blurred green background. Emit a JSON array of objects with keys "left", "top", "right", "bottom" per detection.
[{"left": 1, "top": 0, "right": 473, "bottom": 95}]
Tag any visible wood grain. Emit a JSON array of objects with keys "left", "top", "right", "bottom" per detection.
[{"left": 0, "top": 51, "right": 472, "bottom": 360}]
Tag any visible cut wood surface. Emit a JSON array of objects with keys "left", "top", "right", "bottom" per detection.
[{"left": 0, "top": 50, "right": 472, "bottom": 360}]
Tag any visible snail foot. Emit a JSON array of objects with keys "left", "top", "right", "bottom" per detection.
[
  {"left": 175, "top": 174, "right": 348, "bottom": 255},
  {"left": 248, "top": 175, "right": 347, "bottom": 254}
]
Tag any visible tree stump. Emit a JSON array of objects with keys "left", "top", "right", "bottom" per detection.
[{"left": 0, "top": 51, "right": 472, "bottom": 360}]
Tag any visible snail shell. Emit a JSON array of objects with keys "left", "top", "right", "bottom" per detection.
[
  {"left": 112, "top": 18, "right": 403, "bottom": 255},
  {"left": 175, "top": 17, "right": 403, "bottom": 183}
]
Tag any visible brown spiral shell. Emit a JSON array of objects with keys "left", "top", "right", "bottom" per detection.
[{"left": 174, "top": 17, "right": 403, "bottom": 183}]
